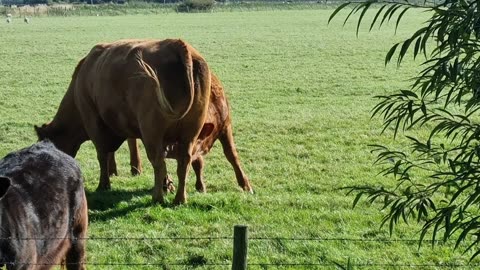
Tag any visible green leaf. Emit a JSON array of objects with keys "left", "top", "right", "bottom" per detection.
[
  {"left": 380, "top": 4, "right": 400, "bottom": 28},
  {"left": 352, "top": 192, "right": 364, "bottom": 208},
  {"left": 413, "top": 37, "right": 422, "bottom": 60},
  {"left": 385, "top": 43, "right": 400, "bottom": 65},
  {"left": 397, "top": 37, "right": 413, "bottom": 66},
  {"left": 400, "top": 90, "right": 418, "bottom": 99},
  {"left": 343, "top": 5, "right": 360, "bottom": 27},
  {"left": 369, "top": 4, "right": 388, "bottom": 31},
  {"left": 356, "top": 2, "right": 373, "bottom": 37},
  {"left": 328, "top": 2, "right": 351, "bottom": 24},
  {"left": 395, "top": 7, "right": 410, "bottom": 34}
]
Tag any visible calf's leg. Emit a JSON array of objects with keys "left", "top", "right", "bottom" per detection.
[
  {"left": 219, "top": 124, "right": 253, "bottom": 193},
  {"left": 192, "top": 156, "right": 206, "bottom": 193}
]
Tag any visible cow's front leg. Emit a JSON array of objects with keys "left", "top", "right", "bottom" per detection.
[
  {"left": 97, "top": 150, "right": 111, "bottom": 191},
  {"left": 173, "top": 143, "right": 193, "bottom": 205},
  {"left": 107, "top": 152, "right": 118, "bottom": 176}
]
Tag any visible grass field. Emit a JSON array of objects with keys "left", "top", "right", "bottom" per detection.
[{"left": 0, "top": 8, "right": 476, "bottom": 269}]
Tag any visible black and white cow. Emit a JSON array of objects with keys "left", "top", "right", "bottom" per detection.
[{"left": 0, "top": 140, "right": 88, "bottom": 270}]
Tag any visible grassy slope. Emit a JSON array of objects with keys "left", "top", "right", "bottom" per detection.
[{"left": 0, "top": 9, "right": 474, "bottom": 269}]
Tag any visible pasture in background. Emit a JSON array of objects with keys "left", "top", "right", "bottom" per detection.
[
  {"left": 0, "top": 8, "right": 476, "bottom": 268},
  {"left": 0, "top": 2, "right": 335, "bottom": 17}
]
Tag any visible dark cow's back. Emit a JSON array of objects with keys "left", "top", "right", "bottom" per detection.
[{"left": 0, "top": 140, "right": 88, "bottom": 270}]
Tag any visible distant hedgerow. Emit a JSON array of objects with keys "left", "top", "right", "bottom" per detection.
[{"left": 176, "top": 0, "right": 214, "bottom": 13}]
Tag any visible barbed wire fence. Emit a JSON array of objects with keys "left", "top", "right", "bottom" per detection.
[{"left": 0, "top": 225, "right": 479, "bottom": 269}]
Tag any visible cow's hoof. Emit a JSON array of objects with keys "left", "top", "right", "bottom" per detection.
[
  {"left": 173, "top": 195, "right": 186, "bottom": 205},
  {"left": 166, "top": 183, "right": 176, "bottom": 193},
  {"left": 152, "top": 194, "right": 165, "bottom": 205},
  {"left": 243, "top": 185, "right": 254, "bottom": 194},
  {"left": 195, "top": 184, "right": 206, "bottom": 193},
  {"left": 130, "top": 167, "right": 142, "bottom": 176},
  {"left": 163, "top": 177, "right": 176, "bottom": 193}
]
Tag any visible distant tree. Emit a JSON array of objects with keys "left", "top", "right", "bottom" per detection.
[
  {"left": 330, "top": 0, "right": 480, "bottom": 260},
  {"left": 176, "top": 0, "right": 214, "bottom": 12},
  {"left": 24, "top": 0, "right": 47, "bottom": 5}
]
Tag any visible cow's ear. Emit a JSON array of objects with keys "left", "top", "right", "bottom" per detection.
[
  {"left": 0, "top": 176, "right": 11, "bottom": 199},
  {"left": 34, "top": 123, "right": 51, "bottom": 140},
  {"left": 199, "top": 123, "right": 214, "bottom": 139},
  {"left": 34, "top": 124, "right": 45, "bottom": 140}
]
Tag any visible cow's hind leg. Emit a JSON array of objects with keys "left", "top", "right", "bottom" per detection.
[
  {"left": 107, "top": 152, "right": 118, "bottom": 176},
  {"left": 192, "top": 156, "right": 206, "bottom": 193},
  {"left": 65, "top": 192, "right": 88, "bottom": 270},
  {"left": 219, "top": 124, "right": 253, "bottom": 193},
  {"left": 65, "top": 235, "right": 86, "bottom": 270},
  {"left": 173, "top": 142, "right": 194, "bottom": 205},
  {"left": 142, "top": 139, "right": 168, "bottom": 204}
]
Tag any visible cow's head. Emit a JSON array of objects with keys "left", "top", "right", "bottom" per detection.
[
  {"left": 34, "top": 124, "right": 80, "bottom": 157},
  {"left": 0, "top": 176, "right": 11, "bottom": 200}
]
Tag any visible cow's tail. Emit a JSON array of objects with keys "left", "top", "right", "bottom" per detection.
[
  {"left": 169, "top": 39, "right": 196, "bottom": 120},
  {"left": 133, "top": 40, "right": 195, "bottom": 120}
]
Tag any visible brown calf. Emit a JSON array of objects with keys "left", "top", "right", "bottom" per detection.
[
  {"left": 0, "top": 141, "right": 87, "bottom": 270},
  {"left": 36, "top": 39, "right": 211, "bottom": 204},
  {"left": 108, "top": 73, "right": 253, "bottom": 193}
]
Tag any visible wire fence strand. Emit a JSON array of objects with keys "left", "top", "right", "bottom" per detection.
[
  {"left": 0, "top": 236, "right": 470, "bottom": 268},
  {"left": 0, "top": 236, "right": 452, "bottom": 243}
]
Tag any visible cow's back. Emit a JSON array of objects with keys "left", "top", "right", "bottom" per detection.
[{"left": 74, "top": 39, "right": 211, "bottom": 141}]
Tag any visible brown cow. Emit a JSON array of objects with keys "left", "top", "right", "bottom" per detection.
[
  {"left": 108, "top": 73, "right": 253, "bottom": 193},
  {"left": 35, "top": 39, "right": 211, "bottom": 205},
  {"left": 0, "top": 140, "right": 88, "bottom": 270}
]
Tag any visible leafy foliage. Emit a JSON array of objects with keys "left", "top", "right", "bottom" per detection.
[
  {"left": 176, "top": 0, "right": 214, "bottom": 12},
  {"left": 331, "top": 0, "right": 480, "bottom": 260}
]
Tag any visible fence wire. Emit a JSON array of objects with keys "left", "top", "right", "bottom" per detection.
[
  {"left": 0, "top": 236, "right": 472, "bottom": 268},
  {"left": 0, "top": 262, "right": 477, "bottom": 268},
  {"left": 0, "top": 236, "right": 453, "bottom": 243}
]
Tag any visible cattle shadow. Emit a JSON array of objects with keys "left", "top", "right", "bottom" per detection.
[
  {"left": 85, "top": 188, "right": 187, "bottom": 222},
  {"left": 85, "top": 188, "right": 152, "bottom": 222}
]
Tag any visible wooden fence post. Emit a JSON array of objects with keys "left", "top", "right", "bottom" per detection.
[{"left": 232, "top": 225, "right": 248, "bottom": 270}]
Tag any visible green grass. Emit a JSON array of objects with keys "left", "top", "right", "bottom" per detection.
[{"left": 0, "top": 8, "right": 475, "bottom": 269}]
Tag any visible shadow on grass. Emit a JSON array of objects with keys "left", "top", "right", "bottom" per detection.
[
  {"left": 85, "top": 188, "right": 193, "bottom": 222},
  {"left": 86, "top": 188, "right": 152, "bottom": 211},
  {"left": 86, "top": 188, "right": 152, "bottom": 222}
]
